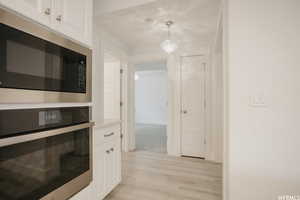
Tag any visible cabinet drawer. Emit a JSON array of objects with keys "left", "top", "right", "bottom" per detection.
[
  {"left": 103, "top": 127, "right": 120, "bottom": 144},
  {"left": 94, "top": 125, "right": 120, "bottom": 146}
]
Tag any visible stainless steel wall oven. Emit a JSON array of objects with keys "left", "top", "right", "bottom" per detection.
[
  {"left": 0, "top": 107, "right": 94, "bottom": 200},
  {"left": 0, "top": 8, "right": 92, "bottom": 103}
]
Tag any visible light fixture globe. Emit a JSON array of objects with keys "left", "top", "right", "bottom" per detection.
[
  {"left": 135, "top": 74, "right": 139, "bottom": 81},
  {"left": 160, "top": 39, "right": 178, "bottom": 54},
  {"left": 161, "top": 20, "right": 178, "bottom": 54}
]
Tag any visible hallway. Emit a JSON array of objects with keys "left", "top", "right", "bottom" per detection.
[
  {"left": 135, "top": 124, "right": 167, "bottom": 154},
  {"left": 105, "top": 151, "right": 222, "bottom": 200}
]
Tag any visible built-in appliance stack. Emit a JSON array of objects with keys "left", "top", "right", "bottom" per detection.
[{"left": 0, "top": 7, "right": 93, "bottom": 200}]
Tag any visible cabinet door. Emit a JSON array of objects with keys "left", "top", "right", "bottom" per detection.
[
  {"left": 94, "top": 145, "right": 106, "bottom": 199},
  {"left": 69, "top": 185, "right": 91, "bottom": 200},
  {"left": 104, "top": 58, "right": 121, "bottom": 119},
  {"left": 112, "top": 139, "right": 122, "bottom": 186},
  {"left": 53, "top": 0, "right": 92, "bottom": 45},
  {"left": 104, "top": 143, "right": 113, "bottom": 194},
  {"left": 0, "top": 0, "right": 52, "bottom": 26}
]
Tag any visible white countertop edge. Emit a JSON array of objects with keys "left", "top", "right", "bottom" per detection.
[{"left": 94, "top": 119, "right": 122, "bottom": 130}]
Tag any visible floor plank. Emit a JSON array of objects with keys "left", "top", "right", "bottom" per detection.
[{"left": 105, "top": 151, "right": 222, "bottom": 200}]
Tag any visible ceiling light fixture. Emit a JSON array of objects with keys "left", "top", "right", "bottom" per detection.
[{"left": 161, "top": 21, "right": 178, "bottom": 54}]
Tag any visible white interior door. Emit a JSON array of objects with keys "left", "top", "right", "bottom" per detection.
[{"left": 181, "top": 56, "right": 206, "bottom": 158}]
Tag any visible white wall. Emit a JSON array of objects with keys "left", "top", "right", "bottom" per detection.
[
  {"left": 135, "top": 70, "right": 167, "bottom": 125},
  {"left": 225, "top": 0, "right": 300, "bottom": 199}
]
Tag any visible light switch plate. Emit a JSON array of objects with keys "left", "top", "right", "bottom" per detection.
[{"left": 249, "top": 94, "right": 267, "bottom": 107}]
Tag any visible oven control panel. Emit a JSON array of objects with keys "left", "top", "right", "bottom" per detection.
[{"left": 39, "top": 110, "right": 62, "bottom": 126}]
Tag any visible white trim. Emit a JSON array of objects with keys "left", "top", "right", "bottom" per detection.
[
  {"left": 166, "top": 54, "right": 181, "bottom": 156},
  {"left": 120, "top": 63, "right": 129, "bottom": 152},
  {"left": 222, "top": 0, "right": 228, "bottom": 198},
  {"left": 127, "top": 64, "right": 136, "bottom": 151}
]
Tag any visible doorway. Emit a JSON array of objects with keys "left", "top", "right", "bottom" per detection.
[{"left": 134, "top": 62, "right": 168, "bottom": 154}]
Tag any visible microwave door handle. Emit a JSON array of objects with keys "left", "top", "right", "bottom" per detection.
[{"left": 0, "top": 122, "right": 95, "bottom": 148}]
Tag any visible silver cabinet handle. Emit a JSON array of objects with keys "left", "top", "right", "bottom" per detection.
[
  {"left": 104, "top": 132, "right": 114, "bottom": 137},
  {"left": 181, "top": 110, "right": 188, "bottom": 114},
  {"left": 56, "top": 15, "right": 62, "bottom": 22},
  {"left": 106, "top": 150, "right": 110, "bottom": 154},
  {"left": 110, "top": 148, "right": 114, "bottom": 152},
  {"left": 44, "top": 8, "right": 51, "bottom": 15}
]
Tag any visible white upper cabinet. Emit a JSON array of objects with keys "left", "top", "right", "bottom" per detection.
[
  {"left": 52, "top": 0, "right": 92, "bottom": 46},
  {"left": 0, "top": 0, "right": 92, "bottom": 46},
  {"left": 21, "top": 0, "right": 52, "bottom": 25},
  {"left": 0, "top": 0, "right": 52, "bottom": 25}
]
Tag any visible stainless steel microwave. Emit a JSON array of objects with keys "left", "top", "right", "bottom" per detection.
[{"left": 0, "top": 8, "right": 92, "bottom": 103}]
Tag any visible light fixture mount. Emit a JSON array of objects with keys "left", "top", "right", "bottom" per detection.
[
  {"left": 165, "top": 20, "right": 174, "bottom": 27},
  {"left": 161, "top": 20, "right": 178, "bottom": 54}
]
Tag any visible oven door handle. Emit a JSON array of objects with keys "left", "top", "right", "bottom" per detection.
[{"left": 0, "top": 122, "right": 95, "bottom": 148}]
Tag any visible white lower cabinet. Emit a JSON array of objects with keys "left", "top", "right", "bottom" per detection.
[
  {"left": 104, "top": 139, "right": 121, "bottom": 193},
  {"left": 70, "top": 185, "right": 92, "bottom": 200},
  {"left": 70, "top": 125, "right": 121, "bottom": 200},
  {"left": 93, "top": 125, "right": 122, "bottom": 200},
  {"left": 112, "top": 140, "right": 122, "bottom": 186},
  {"left": 94, "top": 144, "right": 106, "bottom": 199}
]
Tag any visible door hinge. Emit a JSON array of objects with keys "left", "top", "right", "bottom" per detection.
[
  {"left": 120, "top": 69, "right": 124, "bottom": 74},
  {"left": 120, "top": 101, "right": 123, "bottom": 107},
  {"left": 120, "top": 134, "right": 124, "bottom": 139}
]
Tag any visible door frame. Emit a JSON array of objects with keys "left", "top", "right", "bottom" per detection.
[
  {"left": 179, "top": 55, "right": 208, "bottom": 158},
  {"left": 120, "top": 63, "right": 129, "bottom": 152}
]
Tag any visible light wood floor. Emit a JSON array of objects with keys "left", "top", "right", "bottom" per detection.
[{"left": 105, "top": 151, "right": 222, "bottom": 200}]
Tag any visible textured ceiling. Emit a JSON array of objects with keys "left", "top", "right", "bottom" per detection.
[{"left": 95, "top": 0, "right": 221, "bottom": 55}]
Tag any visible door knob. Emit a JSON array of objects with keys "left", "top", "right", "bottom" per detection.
[
  {"left": 56, "top": 15, "right": 62, "bottom": 22},
  {"left": 44, "top": 8, "right": 51, "bottom": 15}
]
